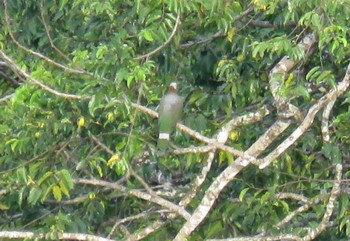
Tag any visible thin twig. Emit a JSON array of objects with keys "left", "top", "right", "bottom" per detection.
[
  {"left": 180, "top": 4, "right": 255, "bottom": 49},
  {"left": 134, "top": 11, "right": 181, "bottom": 60},
  {"left": 39, "top": 0, "right": 72, "bottom": 62},
  {"left": 0, "top": 93, "right": 14, "bottom": 103},
  {"left": 3, "top": 0, "right": 88, "bottom": 75},
  {"left": 301, "top": 164, "right": 342, "bottom": 241},
  {"left": 107, "top": 209, "right": 170, "bottom": 239},
  {"left": 74, "top": 178, "right": 191, "bottom": 221}
]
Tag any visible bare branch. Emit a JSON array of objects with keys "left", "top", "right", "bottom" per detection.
[
  {"left": 269, "top": 32, "right": 317, "bottom": 120},
  {"left": 259, "top": 63, "right": 350, "bottom": 169},
  {"left": 125, "top": 220, "right": 165, "bottom": 241},
  {"left": 173, "top": 119, "right": 292, "bottom": 240},
  {"left": 45, "top": 194, "right": 89, "bottom": 205},
  {"left": 301, "top": 164, "right": 342, "bottom": 241},
  {"left": 174, "top": 144, "right": 256, "bottom": 162},
  {"left": 0, "top": 70, "right": 19, "bottom": 85},
  {"left": 107, "top": 209, "right": 170, "bottom": 239},
  {"left": 74, "top": 178, "right": 191, "bottom": 221},
  {"left": 39, "top": 1, "right": 72, "bottom": 63},
  {"left": 0, "top": 93, "right": 14, "bottom": 103},
  {"left": 134, "top": 11, "right": 181, "bottom": 60},
  {"left": 0, "top": 49, "right": 83, "bottom": 100},
  {"left": 3, "top": 0, "right": 88, "bottom": 75},
  {"left": 131, "top": 102, "right": 213, "bottom": 143},
  {"left": 216, "top": 104, "right": 272, "bottom": 144},
  {"left": 91, "top": 135, "right": 114, "bottom": 155},
  {"left": 0, "top": 231, "right": 113, "bottom": 241},
  {"left": 275, "top": 192, "right": 309, "bottom": 203},
  {"left": 275, "top": 194, "right": 325, "bottom": 229},
  {"left": 321, "top": 99, "right": 336, "bottom": 142},
  {"left": 206, "top": 234, "right": 301, "bottom": 241}
]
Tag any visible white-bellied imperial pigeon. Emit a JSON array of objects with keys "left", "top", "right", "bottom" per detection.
[{"left": 157, "top": 82, "right": 184, "bottom": 151}]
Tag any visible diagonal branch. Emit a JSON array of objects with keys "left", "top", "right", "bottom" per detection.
[
  {"left": 0, "top": 49, "right": 83, "bottom": 100},
  {"left": 301, "top": 164, "right": 342, "bottom": 241},
  {"left": 39, "top": 0, "right": 72, "bottom": 63},
  {"left": 173, "top": 119, "right": 291, "bottom": 241},
  {"left": 131, "top": 102, "right": 213, "bottom": 143},
  {"left": 269, "top": 32, "right": 317, "bottom": 120},
  {"left": 0, "top": 93, "right": 14, "bottom": 103},
  {"left": 3, "top": 0, "right": 88, "bottom": 75},
  {"left": 74, "top": 178, "right": 191, "bottom": 221},
  {"left": 259, "top": 63, "right": 350, "bottom": 169}
]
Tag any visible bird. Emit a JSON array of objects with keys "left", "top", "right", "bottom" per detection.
[{"left": 157, "top": 82, "right": 184, "bottom": 151}]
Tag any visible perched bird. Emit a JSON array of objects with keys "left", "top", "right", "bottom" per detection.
[{"left": 157, "top": 82, "right": 184, "bottom": 151}]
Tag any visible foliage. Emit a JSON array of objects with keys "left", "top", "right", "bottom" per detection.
[{"left": 0, "top": 0, "right": 349, "bottom": 240}]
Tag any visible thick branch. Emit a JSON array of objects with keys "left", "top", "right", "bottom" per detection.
[
  {"left": 321, "top": 99, "right": 336, "bottom": 142},
  {"left": 259, "top": 63, "right": 350, "bottom": 169},
  {"left": 0, "top": 231, "right": 113, "bottom": 241},
  {"left": 206, "top": 234, "right": 301, "bottom": 241},
  {"left": 269, "top": 32, "right": 317, "bottom": 119},
  {"left": 173, "top": 119, "right": 291, "bottom": 240}
]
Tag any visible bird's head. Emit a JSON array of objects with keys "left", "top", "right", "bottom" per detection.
[{"left": 168, "top": 82, "right": 178, "bottom": 92}]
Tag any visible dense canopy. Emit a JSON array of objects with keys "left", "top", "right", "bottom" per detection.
[{"left": 0, "top": 0, "right": 349, "bottom": 240}]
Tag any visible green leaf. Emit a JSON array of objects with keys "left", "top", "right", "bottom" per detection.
[
  {"left": 239, "top": 188, "right": 250, "bottom": 201},
  {"left": 28, "top": 187, "right": 42, "bottom": 205},
  {"left": 339, "top": 194, "right": 349, "bottom": 218},
  {"left": 57, "top": 169, "right": 74, "bottom": 190},
  {"left": 306, "top": 66, "right": 320, "bottom": 81},
  {"left": 58, "top": 180, "right": 70, "bottom": 197},
  {"left": 260, "top": 191, "right": 271, "bottom": 204},
  {"left": 52, "top": 185, "right": 62, "bottom": 201},
  {"left": 38, "top": 171, "right": 54, "bottom": 186},
  {"left": 141, "top": 29, "right": 154, "bottom": 42},
  {"left": 16, "top": 167, "right": 27, "bottom": 184}
]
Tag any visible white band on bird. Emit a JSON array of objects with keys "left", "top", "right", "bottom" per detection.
[{"left": 159, "top": 133, "right": 170, "bottom": 140}]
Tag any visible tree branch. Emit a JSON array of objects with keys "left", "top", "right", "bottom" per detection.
[
  {"left": 206, "top": 234, "right": 301, "bottom": 241},
  {"left": 0, "top": 49, "right": 83, "bottom": 100},
  {"left": 321, "top": 99, "right": 336, "bottom": 142},
  {"left": 269, "top": 32, "right": 317, "bottom": 120},
  {"left": 0, "top": 231, "right": 113, "bottom": 241},
  {"left": 0, "top": 93, "right": 14, "bottom": 103},
  {"left": 301, "top": 164, "right": 342, "bottom": 241},
  {"left": 180, "top": 4, "right": 255, "bottom": 49},
  {"left": 3, "top": 0, "right": 88, "bottom": 75},
  {"left": 173, "top": 119, "right": 292, "bottom": 240},
  {"left": 39, "top": 0, "right": 72, "bottom": 63},
  {"left": 74, "top": 178, "right": 191, "bottom": 221},
  {"left": 259, "top": 62, "right": 350, "bottom": 169}
]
